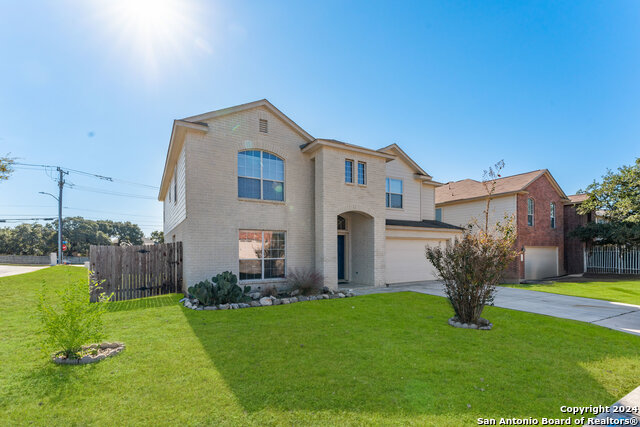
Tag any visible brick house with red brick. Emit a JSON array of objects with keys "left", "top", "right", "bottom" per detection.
[
  {"left": 563, "top": 194, "right": 599, "bottom": 274},
  {"left": 436, "top": 170, "right": 570, "bottom": 281}
]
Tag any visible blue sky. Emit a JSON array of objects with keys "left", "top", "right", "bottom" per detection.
[{"left": 1, "top": 0, "right": 638, "bottom": 235}]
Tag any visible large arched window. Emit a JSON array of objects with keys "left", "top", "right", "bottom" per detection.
[{"left": 237, "top": 150, "right": 285, "bottom": 201}]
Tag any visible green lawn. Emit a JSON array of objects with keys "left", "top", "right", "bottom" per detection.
[
  {"left": 1, "top": 267, "right": 640, "bottom": 426},
  {"left": 503, "top": 280, "right": 640, "bottom": 306}
]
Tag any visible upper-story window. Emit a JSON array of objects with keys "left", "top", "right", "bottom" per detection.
[
  {"left": 385, "top": 178, "right": 403, "bottom": 208},
  {"left": 550, "top": 202, "right": 556, "bottom": 228},
  {"left": 435, "top": 208, "right": 442, "bottom": 222},
  {"left": 345, "top": 160, "right": 353, "bottom": 183},
  {"left": 357, "top": 162, "right": 366, "bottom": 185},
  {"left": 238, "top": 150, "right": 284, "bottom": 201},
  {"left": 173, "top": 176, "right": 177, "bottom": 205},
  {"left": 527, "top": 198, "right": 535, "bottom": 226}
]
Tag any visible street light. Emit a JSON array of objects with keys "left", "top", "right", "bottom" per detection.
[{"left": 39, "top": 191, "right": 62, "bottom": 265}]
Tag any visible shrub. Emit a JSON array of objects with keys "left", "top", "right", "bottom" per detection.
[
  {"left": 37, "top": 274, "right": 112, "bottom": 359},
  {"left": 187, "top": 271, "right": 251, "bottom": 305},
  {"left": 286, "top": 268, "right": 324, "bottom": 296},
  {"left": 425, "top": 218, "right": 519, "bottom": 325},
  {"left": 260, "top": 285, "right": 278, "bottom": 298}
]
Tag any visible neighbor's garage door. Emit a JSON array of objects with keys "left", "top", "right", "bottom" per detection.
[
  {"left": 385, "top": 238, "right": 442, "bottom": 284},
  {"left": 524, "top": 246, "right": 558, "bottom": 280}
]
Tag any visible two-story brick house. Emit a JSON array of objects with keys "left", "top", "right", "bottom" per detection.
[
  {"left": 435, "top": 170, "right": 570, "bottom": 281},
  {"left": 159, "top": 99, "right": 462, "bottom": 291}
]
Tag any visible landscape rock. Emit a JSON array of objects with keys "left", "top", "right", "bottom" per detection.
[
  {"left": 272, "top": 299, "right": 281, "bottom": 305},
  {"left": 204, "top": 306, "right": 217, "bottom": 310},
  {"left": 290, "top": 297, "right": 298, "bottom": 303},
  {"left": 219, "top": 304, "right": 230, "bottom": 310},
  {"left": 338, "top": 293, "right": 345, "bottom": 298},
  {"left": 238, "top": 303, "right": 250, "bottom": 308},
  {"left": 321, "top": 294, "right": 329, "bottom": 299},
  {"left": 291, "top": 289, "right": 300, "bottom": 297},
  {"left": 250, "top": 292, "right": 261, "bottom": 300},
  {"left": 249, "top": 301, "right": 261, "bottom": 307},
  {"left": 281, "top": 298, "right": 290, "bottom": 304},
  {"left": 230, "top": 303, "right": 239, "bottom": 309},
  {"left": 259, "top": 297, "right": 273, "bottom": 306},
  {"left": 298, "top": 296, "right": 309, "bottom": 302},
  {"left": 179, "top": 297, "right": 187, "bottom": 303}
]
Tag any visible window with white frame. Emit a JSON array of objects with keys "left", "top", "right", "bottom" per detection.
[
  {"left": 345, "top": 160, "right": 353, "bottom": 183},
  {"left": 357, "top": 162, "right": 366, "bottom": 185},
  {"left": 237, "top": 150, "right": 285, "bottom": 201},
  {"left": 527, "top": 198, "right": 535, "bottom": 226},
  {"left": 385, "top": 178, "right": 403, "bottom": 208},
  {"left": 238, "top": 230, "right": 285, "bottom": 280},
  {"left": 550, "top": 202, "right": 556, "bottom": 228}
]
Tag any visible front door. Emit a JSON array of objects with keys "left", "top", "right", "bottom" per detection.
[{"left": 337, "top": 234, "right": 345, "bottom": 281}]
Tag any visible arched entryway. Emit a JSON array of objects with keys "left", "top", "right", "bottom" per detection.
[{"left": 336, "top": 211, "right": 374, "bottom": 286}]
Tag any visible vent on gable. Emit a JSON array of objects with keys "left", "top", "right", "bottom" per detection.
[{"left": 259, "top": 119, "right": 268, "bottom": 133}]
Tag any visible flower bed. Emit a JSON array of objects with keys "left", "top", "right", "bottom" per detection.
[
  {"left": 52, "top": 342, "right": 125, "bottom": 365},
  {"left": 181, "top": 289, "right": 356, "bottom": 311}
]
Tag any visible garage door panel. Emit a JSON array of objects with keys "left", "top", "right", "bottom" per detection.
[
  {"left": 385, "top": 238, "right": 441, "bottom": 284},
  {"left": 524, "top": 246, "right": 558, "bottom": 280}
]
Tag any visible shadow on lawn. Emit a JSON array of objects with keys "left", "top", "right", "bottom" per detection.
[
  {"left": 182, "top": 292, "right": 632, "bottom": 418},
  {"left": 105, "top": 294, "right": 180, "bottom": 313}
]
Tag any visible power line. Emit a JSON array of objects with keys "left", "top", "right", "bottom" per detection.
[
  {"left": 67, "top": 184, "right": 157, "bottom": 200},
  {"left": 0, "top": 205, "right": 160, "bottom": 219},
  {"left": 13, "top": 162, "right": 159, "bottom": 190}
]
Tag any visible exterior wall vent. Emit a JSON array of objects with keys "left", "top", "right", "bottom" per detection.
[{"left": 259, "top": 119, "right": 268, "bottom": 133}]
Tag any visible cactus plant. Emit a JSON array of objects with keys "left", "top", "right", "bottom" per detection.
[{"left": 187, "top": 272, "right": 250, "bottom": 306}]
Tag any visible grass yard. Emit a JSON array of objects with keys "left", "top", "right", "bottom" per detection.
[
  {"left": 504, "top": 280, "right": 640, "bottom": 306},
  {"left": 1, "top": 267, "right": 640, "bottom": 426}
]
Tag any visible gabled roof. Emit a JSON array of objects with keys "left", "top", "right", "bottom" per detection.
[
  {"left": 435, "top": 169, "right": 568, "bottom": 206},
  {"left": 567, "top": 194, "right": 589, "bottom": 204},
  {"left": 182, "top": 99, "right": 314, "bottom": 142},
  {"left": 301, "top": 138, "right": 396, "bottom": 161},
  {"left": 378, "top": 143, "right": 432, "bottom": 178}
]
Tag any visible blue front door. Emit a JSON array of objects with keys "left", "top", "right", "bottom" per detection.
[{"left": 337, "top": 235, "right": 345, "bottom": 281}]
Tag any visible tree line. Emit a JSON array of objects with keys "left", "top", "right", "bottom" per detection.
[
  {"left": 0, "top": 217, "right": 162, "bottom": 256},
  {"left": 572, "top": 158, "right": 640, "bottom": 246}
]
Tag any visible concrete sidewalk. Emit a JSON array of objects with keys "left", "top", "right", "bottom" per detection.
[
  {"left": 0, "top": 265, "right": 48, "bottom": 278},
  {"left": 350, "top": 281, "right": 640, "bottom": 336}
]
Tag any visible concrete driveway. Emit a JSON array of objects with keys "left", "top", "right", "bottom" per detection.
[
  {"left": 0, "top": 265, "right": 48, "bottom": 278},
  {"left": 352, "top": 281, "right": 640, "bottom": 336}
]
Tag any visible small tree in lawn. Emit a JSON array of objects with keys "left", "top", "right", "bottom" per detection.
[
  {"left": 425, "top": 160, "right": 520, "bottom": 326},
  {"left": 38, "top": 273, "right": 112, "bottom": 359}
]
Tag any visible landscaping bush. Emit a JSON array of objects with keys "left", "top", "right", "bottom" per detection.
[
  {"left": 260, "top": 285, "right": 278, "bottom": 298},
  {"left": 187, "top": 271, "right": 251, "bottom": 305},
  {"left": 286, "top": 268, "right": 324, "bottom": 295},
  {"left": 37, "top": 274, "right": 112, "bottom": 359},
  {"left": 425, "top": 218, "right": 519, "bottom": 325}
]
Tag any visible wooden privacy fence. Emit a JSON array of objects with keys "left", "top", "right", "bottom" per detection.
[
  {"left": 586, "top": 245, "right": 640, "bottom": 275},
  {"left": 89, "top": 242, "right": 183, "bottom": 302}
]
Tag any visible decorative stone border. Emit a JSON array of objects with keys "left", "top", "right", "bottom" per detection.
[
  {"left": 181, "top": 290, "right": 356, "bottom": 311},
  {"left": 52, "top": 342, "right": 125, "bottom": 365},
  {"left": 448, "top": 317, "right": 493, "bottom": 330}
]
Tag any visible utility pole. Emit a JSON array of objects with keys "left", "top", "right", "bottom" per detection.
[{"left": 57, "top": 167, "right": 67, "bottom": 265}]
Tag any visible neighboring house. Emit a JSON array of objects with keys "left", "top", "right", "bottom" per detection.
[
  {"left": 563, "top": 193, "right": 605, "bottom": 274},
  {"left": 435, "top": 170, "right": 569, "bottom": 281},
  {"left": 158, "top": 99, "right": 462, "bottom": 291}
]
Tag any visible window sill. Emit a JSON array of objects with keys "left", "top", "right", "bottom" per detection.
[
  {"left": 239, "top": 278, "right": 287, "bottom": 284},
  {"left": 238, "top": 197, "right": 286, "bottom": 205},
  {"left": 345, "top": 182, "right": 355, "bottom": 186},
  {"left": 386, "top": 207, "right": 404, "bottom": 211},
  {"left": 357, "top": 184, "right": 367, "bottom": 188}
]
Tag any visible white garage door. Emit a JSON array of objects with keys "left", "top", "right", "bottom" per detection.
[
  {"left": 385, "top": 238, "right": 441, "bottom": 284},
  {"left": 524, "top": 246, "right": 558, "bottom": 280}
]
